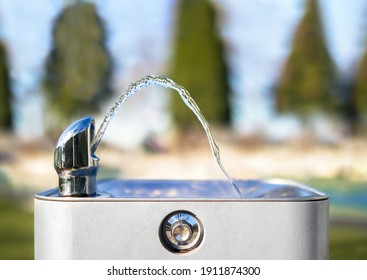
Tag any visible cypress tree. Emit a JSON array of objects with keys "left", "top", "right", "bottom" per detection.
[
  {"left": 169, "top": 0, "right": 230, "bottom": 129},
  {"left": 44, "top": 2, "right": 112, "bottom": 123},
  {"left": 354, "top": 47, "right": 367, "bottom": 116},
  {"left": 0, "top": 41, "right": 12, "bottom": 130},
  {"left": 275, "top": 0, "right": 336, "bottom": 115}
]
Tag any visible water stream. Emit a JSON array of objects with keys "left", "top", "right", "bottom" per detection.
[{"left": 91, "top": 75, "right": 241, "bottom": 198}]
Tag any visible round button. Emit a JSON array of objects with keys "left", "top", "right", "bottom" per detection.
[
  {"left": 172, "top": 222, "right": 192, "bottom": 243},
  {"left": 160, "top": 211, "right": 204, "bottom": 253}
]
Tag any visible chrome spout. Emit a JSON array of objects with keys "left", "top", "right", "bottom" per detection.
[{"left": 54, "top": 117, "right": 99, "bottom": 196}]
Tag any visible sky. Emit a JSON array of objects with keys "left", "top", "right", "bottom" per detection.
[{"left": 0, "top": 0, "right": 366, "bottom": 145}]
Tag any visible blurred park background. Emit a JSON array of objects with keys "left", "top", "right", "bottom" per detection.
[{"left": 1, "top": 0, "right": 367, "bottom": 259}]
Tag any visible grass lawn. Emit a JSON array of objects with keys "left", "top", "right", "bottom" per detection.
[
  {"left": 0, "top": 198, "right": 34, "bottom": 259},
  {"left": 0, "top": 196, "right": 366, "bottom": 260},
  {"left": 330, "top": 225, "right": 367, "bottom": 259}
]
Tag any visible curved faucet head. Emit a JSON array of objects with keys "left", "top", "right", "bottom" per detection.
[{"left": 54, "top": 117, "right": 99, "bottom": 196}]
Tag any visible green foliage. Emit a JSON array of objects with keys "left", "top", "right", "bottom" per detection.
[
  {"left": 44, "top": 2, "right": 112, "bottom": 123},
  {"left": 275, "top": 0, "right": 336, "bottom": 115},
  {"left": 169, "top": 0, "right": 230, "bottom": 129},
  {"left": 0, "top": 41, "right": 12, "bottom": 129},
  {"left": 354, "top": 47, "right": 367, "bottom": 115}
]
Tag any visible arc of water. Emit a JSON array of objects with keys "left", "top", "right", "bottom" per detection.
[{"left": 90, "top": 75, "right": 241, "bottom": 198}]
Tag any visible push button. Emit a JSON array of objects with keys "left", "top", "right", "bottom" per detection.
[
  {"left": 161, "top": 211, "right": 204, "bottom": 253},
  {"left": 172, "top": 222, "right": 192, "bottom": 243}
]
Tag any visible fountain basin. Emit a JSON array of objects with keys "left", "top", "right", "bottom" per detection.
[{"left": 34, "top": 179, "right": 329, "bottom": 259}]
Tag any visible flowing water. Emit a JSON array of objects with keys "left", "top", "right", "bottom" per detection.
[{"left": 91, "top": 75, "right": 242, "bottom": 198}]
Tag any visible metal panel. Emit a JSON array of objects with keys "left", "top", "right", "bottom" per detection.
[{"left": 35, "top": 194, "right": 328, "bottom": 259}]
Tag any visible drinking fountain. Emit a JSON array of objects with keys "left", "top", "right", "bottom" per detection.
[{"left": 34, "top": 76, "right": 329, "bottom": 259}]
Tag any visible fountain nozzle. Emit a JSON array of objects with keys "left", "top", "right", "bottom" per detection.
[{"left": 54, "top": 117, "right": 99, "bottom": 197}]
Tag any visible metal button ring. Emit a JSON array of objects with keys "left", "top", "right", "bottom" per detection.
[{"left": 160, "top": 211, "right": 204, "bottom": 253}]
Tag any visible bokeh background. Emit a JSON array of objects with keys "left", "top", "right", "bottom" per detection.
[{"left": 1, "top": 0, "right": 367, "bottom": 259}]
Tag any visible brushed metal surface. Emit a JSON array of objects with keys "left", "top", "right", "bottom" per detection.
[
  {"left": 35, "top": 199, "right": 329, "bottom": 259},
  {"left": 35, "top": 179, "right": 329, "bottom": 260}
]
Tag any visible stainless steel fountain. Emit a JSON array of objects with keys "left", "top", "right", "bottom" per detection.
[
  {"left": 34, "top": 116, "right": 329, "bottom": 259},
  {"left": 34, "top": 76, "right": 329, "bottom": 259}
]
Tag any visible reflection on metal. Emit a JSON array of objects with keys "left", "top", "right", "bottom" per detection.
[
  {"left": 36, "top": 179, "right": 328, "bottom": 201},
  {"left": 54, "top": 117, "right": 99, "bottom": 197},
  {"left": 160, "top": 211, "right": 204, "bottom": 253}
]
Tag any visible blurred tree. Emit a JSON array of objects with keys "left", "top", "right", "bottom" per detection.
[
  {"left": 354, "top": 46, "right": 367, "bottom": 117},
  {"left": 275, "top": 0, "right": 336, "bottom": 115},
  {"left": 339, "top": 79, "right": 358, "bottom": 135},
  {"left": 169, "top": 0, "right": 230, "bottom": 130},
  {"left": 44, "top": 2, "right": 112, "bottom": 123},
  {"left": 0, "top": 41, "right": 12, "bottom": 130}
]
